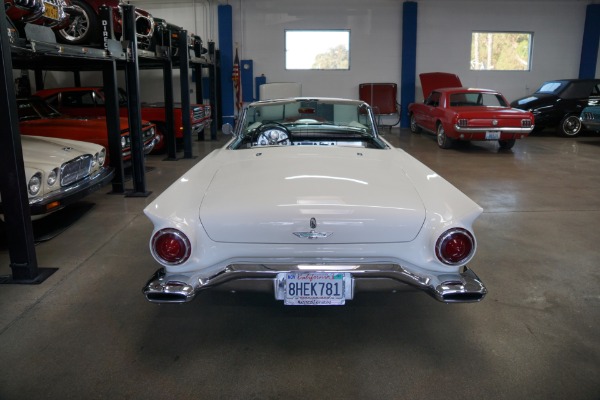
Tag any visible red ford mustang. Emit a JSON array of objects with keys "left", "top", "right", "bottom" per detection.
[
  {"left": 17, "top": 97, "right": 157, "bottom": 166},
  {"left": 408, "top": 72, "right": 534, "bottom": 149}
]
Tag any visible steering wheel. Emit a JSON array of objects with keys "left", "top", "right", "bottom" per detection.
[{"left": 254, "top": 123, "right": 291, "bottom": 146}]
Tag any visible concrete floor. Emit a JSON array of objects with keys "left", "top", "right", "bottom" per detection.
[{"left": 0, "top": 128, "right": 599, "bottom": 399}]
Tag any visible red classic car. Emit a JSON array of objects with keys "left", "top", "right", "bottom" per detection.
[
  {"left": 17, "top": 97, "right": 157, "bottom": 166},
  {"left": 35, "top": 86, "right": 212, "bottom": 153},
  {"left": 55, "top": 0, "right": 154, "bottom": 49},
  {"left": 408, "top": 72, "right": 534, "bottom": 149},
  {"left": 4, "top": 0, "right": 75, "bottom": 31}
]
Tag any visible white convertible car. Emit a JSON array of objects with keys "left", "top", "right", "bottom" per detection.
[{"left": 143, "top": 97, "right": 487, "bottom": 305}]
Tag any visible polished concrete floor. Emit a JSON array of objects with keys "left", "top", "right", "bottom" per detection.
[{"left": 1, "top": 128, "right": 599, "bottom": 399}]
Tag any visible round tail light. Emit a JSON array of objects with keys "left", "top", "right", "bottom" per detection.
[
  {"left": 435, "top": 228, "right": 475, "bottom": 265},
  {"left": 151, "top": 228, "right": 191, "bottom": 265}
]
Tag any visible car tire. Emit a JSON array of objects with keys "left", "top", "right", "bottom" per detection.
[
  {"left": 557, "top": 114, "right": 582, "bottom": 137},
  {"left": 409, "top": 114, "right": 422, "bottom": 133},
  {"left": 437, "top": 123, "right": 454, "bottom": 149},
  {"left": 498, "top": 139, "right": 516, "bottom": 150},
  {"left": 56, "top": 0, "right": 99, "bottom": 46}
]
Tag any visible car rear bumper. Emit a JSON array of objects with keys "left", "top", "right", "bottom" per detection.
[
  {"left": 454, "top": 125, "right": 533, "bottom": 134},
  {"left": 142, "top": 263, "right": 487, "bottom": 304}
]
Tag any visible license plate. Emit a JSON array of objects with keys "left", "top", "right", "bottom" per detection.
[
  {"left": 485, "top": 130, "right": 501, "bottom": 140},
  {"left": 43, "top": 2, "right": 59, "bottom": 20},
  {"left": 281, "top": 272, "right": 348, "bottom": 305}
]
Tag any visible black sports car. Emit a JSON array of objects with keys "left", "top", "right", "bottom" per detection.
[{"left": 511, "top": 79, "right": 600, "bottom": 137}]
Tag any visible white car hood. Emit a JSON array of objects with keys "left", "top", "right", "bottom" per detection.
[
  {"left": 21, "top": 135, "right": 98, "bottom": 167},
  {"left": 199, "top": 148, "right": 426, "bottom": 244}
]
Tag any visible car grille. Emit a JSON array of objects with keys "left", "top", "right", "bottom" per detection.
[
  {"left": 60, "top": 155, "right": 93, "bottom": 187},
  {"left": 521, "top": 119, "right": 532, "bottom": 128},
  {"left": 192, "top": 107, "right": 204, "bottom": 121},
  {"left": 581, "top": 112, "right": 595, "bottom": 121}
]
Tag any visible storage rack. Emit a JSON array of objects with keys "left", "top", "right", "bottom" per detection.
[{"left": 0, "top": 4, "right": 219, "bottom": 284}]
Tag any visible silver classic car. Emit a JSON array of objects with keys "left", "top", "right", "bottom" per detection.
[
  {"left": 143, "top": 97, "right": 487, "bottom": 306},
  {"left": 0, "top": 135, "right": 113, "bottom": 219}
]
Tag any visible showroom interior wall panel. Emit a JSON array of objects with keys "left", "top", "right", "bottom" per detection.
[
  {"left": 416, "top": 0, "right": 591, "bottom": 103},
  {"left": 229, "top": 0, "right": 592, "bottom": 106},
  {"left": 53, "top": 0, "right": 595, "bottom": 105},
  {"left": 230, "top": 0, "right": 402, "bottom": 102}
]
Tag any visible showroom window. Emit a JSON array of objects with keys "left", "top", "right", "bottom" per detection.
[
  {"left": 285, "top": 30, "right": 350, "bottom": 70},
  {"left": 470, "top": 32, "right": 532, "bottom": 71}
]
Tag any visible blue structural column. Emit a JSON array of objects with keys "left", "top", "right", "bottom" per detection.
[
  {"left": 400, "top": 1, "right": 417, "bottom": 128},
  {"left": 218, "top": 5, "right": 234, "bottom": 126},
  {"left": 241, "top": 59, "right": 254, "bottom": 102},
  {"left": 579, "top": 4, "right": 600, "bottom": 79}
]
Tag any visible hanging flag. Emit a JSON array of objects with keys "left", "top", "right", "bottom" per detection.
[{"left": 232, "top": 47, "right": 242, "bottom": 114}]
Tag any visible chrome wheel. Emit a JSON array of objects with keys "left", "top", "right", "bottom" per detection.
[
  {"left": 410, "top": 114, "right": 421, "bottom": 133},
  {"left": 57, "top": 0, "right": 97, "bottom": 45},
  {"left": 558, "top": 114, "right": 582, "bottom": 137},
  {"left": 437, "top": 124, "right": 453, "bottom": 149}
]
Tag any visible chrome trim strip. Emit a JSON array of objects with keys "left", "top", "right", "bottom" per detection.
[
  {"left": 28, "top": 167, "right": 113, "bottom": 206},
  {"left": 454, "top": 125, "right": 534, "bottom": 133}
]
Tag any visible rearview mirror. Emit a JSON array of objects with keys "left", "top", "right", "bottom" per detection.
[{"left": 221, "top": 123, "right": 233, "bottom": 135}]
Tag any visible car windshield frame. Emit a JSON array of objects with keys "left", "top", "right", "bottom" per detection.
[
  {"left": 17, "top": 97, "right": 63, "bottom": 120},
  {"left": 229, "top": 99, "right": 387, "bottom": 150},
  {"left": 535, "top": 81, "right": 567, "bottom": 95}
]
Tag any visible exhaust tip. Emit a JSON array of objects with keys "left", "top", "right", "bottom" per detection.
[
  {"left": 146, "top": 292, "right": 190, "bottom": 303},
  {"left": 143, "top": 269, "right": 197, "bottom": 304},
  {"left": 442, "top": 292, "right": 485, "bottom": 303},
  {"left": 434, "top": 270, "right": 487, "bottom": 303}
]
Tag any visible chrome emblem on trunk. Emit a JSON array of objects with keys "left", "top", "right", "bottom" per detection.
[
  {"left": 294, "top": 217, "right": 332, "bottom": 239},
  {"left": 492, "top": 120, "right": 498, "bottom": 126}
]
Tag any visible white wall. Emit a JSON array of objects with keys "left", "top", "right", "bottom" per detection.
[
  {"left": 231, "top": 0, "right": 402, "bottom": 102},
  {"left": 415, "top": 0, "right": 593, "bottom": 103},
  {"left": 39, "top": 0, "right": 598, "bottom": 112}
]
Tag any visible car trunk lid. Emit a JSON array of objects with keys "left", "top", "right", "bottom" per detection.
[
  {"left": 419, "top": 72, "right": 463, "bottom": 98},
  {"left": 200, "top": 148, "right": 426, "bottom": 244}
]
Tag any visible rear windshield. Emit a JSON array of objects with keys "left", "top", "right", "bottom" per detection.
[{"left": 449, "top": 92, "right": 508, "bottom": 107}]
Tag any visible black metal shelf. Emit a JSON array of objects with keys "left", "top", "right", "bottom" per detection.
[{"left": 0, "top": 3, "right": 219, "bottom": 284}]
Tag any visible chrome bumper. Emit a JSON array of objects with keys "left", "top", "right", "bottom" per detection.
[
  {"left": 143, "top": 137, "right": 159, "bottom": 154},
  {"left": 143, "top": 263, "right": 487, "bottom": 304},
  {"left": 25, "top": 167, "right": 114, "bottom": 216},
  {"left": 454, "top": 125, "right": 533, "bottom": 133}
]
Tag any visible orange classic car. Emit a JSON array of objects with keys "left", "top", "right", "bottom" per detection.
[
  {"left": 408, "top": 72, "right": 534, "bottom": 150},
  {"left": 17, "top": 97, "right": 157, "bottom": 166},
  {"left": 35, "top": 86, "right": 212, "bottom": 153}
]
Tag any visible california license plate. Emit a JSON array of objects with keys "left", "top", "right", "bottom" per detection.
[
  {"left": 485, "top": 130, "right": 501, "bottom": 140},
  {"left": 282, "top": 272, "right": 348, "bottom": 305},
  {"left": 43, "top": 2, "right": 59, "bottom": 20}
]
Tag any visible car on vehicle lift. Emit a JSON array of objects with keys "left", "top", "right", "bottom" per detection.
[
  {"left": 17, "top": 96, "right": 157, "bottom": 166},
  {"left": 35, "top": 86, "right": 211, "bottom": 153}
]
